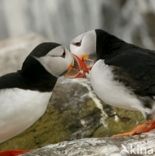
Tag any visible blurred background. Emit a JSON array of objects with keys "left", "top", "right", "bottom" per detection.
[{"left": 0, "top": 0, "right": 155, "bottom": 48}]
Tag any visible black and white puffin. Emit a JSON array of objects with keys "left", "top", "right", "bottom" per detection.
[
  {"left": 69, "top": 29, "right": 155, "bottom": 137},
  {"left": 0, "top": 42, "right": 74, "bottom": 155}
]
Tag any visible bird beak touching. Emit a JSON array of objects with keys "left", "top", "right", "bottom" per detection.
[{"left": 65, "top": 54, "right": 93, "bottom": 78}]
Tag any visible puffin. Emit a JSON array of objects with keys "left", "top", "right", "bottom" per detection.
[
  {"left": 69, "top": 29, "right": 155, "bottom": 137},
  {"left": 0, "top": 42, "right": 74, "bottom": 155}
]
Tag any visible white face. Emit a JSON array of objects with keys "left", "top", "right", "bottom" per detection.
[
  {"left": 36, "top": 46, "right": 74, "bottom": 77},
  {"left": 70, "top": 30, "right": 96, "bottom": 59}
]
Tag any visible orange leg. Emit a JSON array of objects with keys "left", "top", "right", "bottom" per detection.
[
  {"left": 113, "top": 120, "right": 155, "bottom": 137},
  {"left": 0, "top": 150, "right": 29, "bottom": 156}
]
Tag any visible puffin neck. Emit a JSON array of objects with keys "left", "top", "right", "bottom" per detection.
[
  {"left": 95, "top": 29, "right": 129, "bottom": 60},
  {"left": 0, "top": 43, "right": 60, "bottom": 92},
  {"left": 19, "top": 56, "right": 57, "bottom": 92},
  {"left": 0, "top": 70, "right": 57, "bottom": 92},
  {"left": 0, "top": 56, "right": 57, "bottom": 92}
]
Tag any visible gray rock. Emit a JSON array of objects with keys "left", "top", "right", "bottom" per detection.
[
  {"left": 23, "top": 132, "right": 155, "bottom": 156},
  {"left": 0, "top": 33, "right": 47, "bottom": 75}
]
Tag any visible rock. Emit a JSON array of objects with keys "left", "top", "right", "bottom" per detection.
[
  {"left": 0, "top": 35, "right": 145, "bottom": 150},
  {"left": 0, "top": 33, "right": 47, "bottom": 76},
  {"left": 23, "top": 131, "right": 155, "bottom": 156}
]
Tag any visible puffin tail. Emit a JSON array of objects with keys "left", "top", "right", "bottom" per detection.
[{"left": 0, "top": 150, "right": 28, "bottom": 156}]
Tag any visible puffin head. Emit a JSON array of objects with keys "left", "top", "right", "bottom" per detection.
[
  {"left": 21, "top": 42, "right": 74, "bottom": 79},
  {"left": 70, "top": 30, "right": 96, "bottom": 60},
  {"left": 69, "top": 30, "right": 97, "bottom": 78}
]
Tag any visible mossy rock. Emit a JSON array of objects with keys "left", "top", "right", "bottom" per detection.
[
  {"left": 0, "top": 96, "right": 99, "bottom": 150},
  {"left": 0, "top": 104, "right": 73, "bottom": 149},
  {"left": 93, "top": 107, "right": 145, "bottom": 137}
]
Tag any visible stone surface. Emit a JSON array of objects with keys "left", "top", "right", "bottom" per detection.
[
  {"left": 0, "top": 35, "right": 145, "bottom": 151},
  {"left": 23, "top": 132, "right": 155, "bottom": 156},
  {"left": 0, "top": 33, "right": 47, "bottom": 76}
]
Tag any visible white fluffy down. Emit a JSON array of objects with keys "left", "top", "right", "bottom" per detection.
[{"left": 90, "top": 60, "right": 150, "bottom": 117}]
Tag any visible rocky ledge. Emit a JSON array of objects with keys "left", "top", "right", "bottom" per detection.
[{"left": 24, "top": 131, "right": 155, "bottom": 156}]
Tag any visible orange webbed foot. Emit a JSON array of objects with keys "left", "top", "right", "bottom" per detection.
[{"left": 113, "top": 120, "right": 155, "bottom": 138}]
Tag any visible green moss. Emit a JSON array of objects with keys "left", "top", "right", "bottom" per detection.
[
  {"left": 93, "top": 108, "right": 145, "bottom": 137},
  {"left": 0, "top": 105, "right": 79, "bottom": 150},
  {"left": 79, "top": 99, "right": 99, "bottom": 118}
]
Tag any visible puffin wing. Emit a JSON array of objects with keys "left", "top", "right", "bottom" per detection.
[{"left": 105, "top": 48, "right": 155, "bottom": 96}]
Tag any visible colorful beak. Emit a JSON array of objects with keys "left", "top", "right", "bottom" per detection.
[
  {"left": 65, "top": 54, "right": 91, "bottom": 78},
  {"left": 73, "top": 55, "right": 90, "bottom": 76}
]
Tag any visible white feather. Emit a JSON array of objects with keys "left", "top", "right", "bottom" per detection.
[
  {"left": 0, "top": 88, "right": 51, "bottom": 143},
  {"left": 90, "top": 60, "right": 148, "bottom": 116}
]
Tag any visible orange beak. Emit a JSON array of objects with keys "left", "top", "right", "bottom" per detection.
[
  {"left": 74, "top": 55, "right": 90, "bottom": 77},
  {"left": 65, "top": 54, "right": 92, "bottom": 78}
]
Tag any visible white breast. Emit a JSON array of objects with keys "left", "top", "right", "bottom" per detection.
[
  {"left": 0, "top": 88, "right": 52, "bottom": 143},
  {"left": 90, "top": 60, "right": 147, "bottom": 116}
]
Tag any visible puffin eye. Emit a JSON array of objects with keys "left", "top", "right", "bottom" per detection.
[
  {"left": 61, "top": 50, "right": 66, "bottom": 58},
  {"left": 73, "top": 40, "right": 82, "bottom": 47}
]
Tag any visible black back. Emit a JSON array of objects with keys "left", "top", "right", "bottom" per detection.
[
  {"left": 95, "top": 29, "right": 155, "bottom": 97},
  {"left": 0, "top": 42, "right": 60, "bottom": 92}
]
